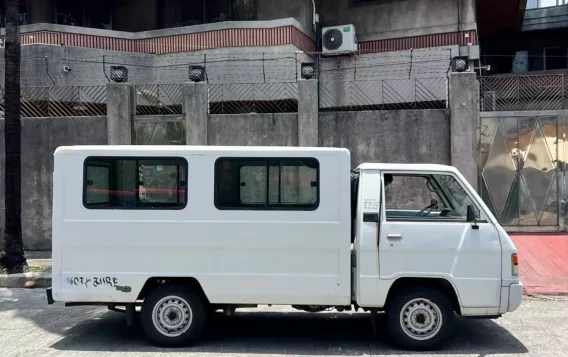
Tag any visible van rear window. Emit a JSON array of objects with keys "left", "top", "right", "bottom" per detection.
[
  {"left": 214, "top": 158, "right": 319, "bottom": 210},
  {"left": 83, "top": 157, "right": 187, "bottom": 209}
]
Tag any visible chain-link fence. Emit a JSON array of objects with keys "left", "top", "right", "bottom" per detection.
[{"left": 480, "top": 74, "right": 568, "bottom": 112}]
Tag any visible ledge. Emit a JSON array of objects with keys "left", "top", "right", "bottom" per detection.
[
  {"left": 1, "top": 17, "right": 315, "bottom": 41},
  {"left": 523, "top": 5, "right": 568, "bottom": 31},
  {"left": 1, "top": 18, "right": 316, "bottom": 55}
]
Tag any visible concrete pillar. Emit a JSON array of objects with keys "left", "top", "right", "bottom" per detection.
[
  {"left": 183, "top": 82, "right": 208, "bottom": 146},
  {"left": 106, "top": 83, "right": 135, "bottom": 145},
  {"left": 449, "top": 72, "right": 479, "bottom": 191},
  {"left": 298, "top": 79, "right": 319, "bottom": 147}
]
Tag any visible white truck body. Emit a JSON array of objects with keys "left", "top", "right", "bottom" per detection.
[{"left": 48, "top": 145, "right": 522, "bottom": 350}]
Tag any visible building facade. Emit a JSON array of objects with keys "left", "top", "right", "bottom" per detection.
[
  {"left": 476, "top": 1, "right": 568, "bottom": 231},
  {"left": 479, "top": 0, "right": 568, "bottom": 74},
  {"left": 0, "top": 0, "right": 479, "bottom": 87}
]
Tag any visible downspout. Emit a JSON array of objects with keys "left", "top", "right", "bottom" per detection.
[{"left": 311, "top": 0, "right": 321, "bottom": 107}]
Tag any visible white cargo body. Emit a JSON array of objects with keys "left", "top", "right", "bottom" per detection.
[{"left": 48, "top": 145, "right": 522, "bottom": 351}]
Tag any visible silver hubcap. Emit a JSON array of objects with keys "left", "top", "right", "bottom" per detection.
[
  {"left": 399, "top": 298, "right": 443, "bottom": 341},
  {"left": 152, "top": 295, "right": 193, "bottom": 337}
]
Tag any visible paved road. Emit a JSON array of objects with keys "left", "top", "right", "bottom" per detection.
[{"left": 1, "top": 288, "right": 567, "bottom": 357}]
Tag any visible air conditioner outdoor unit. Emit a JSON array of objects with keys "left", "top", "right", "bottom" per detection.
[{"left": 322, "top": 24, "right": 358, "bottom": 56}]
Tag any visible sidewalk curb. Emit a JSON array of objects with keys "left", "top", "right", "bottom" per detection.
[{"left": 0, "top": 273, "right": 52, "bottom": 288}]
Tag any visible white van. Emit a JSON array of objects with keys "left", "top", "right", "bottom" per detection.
[{"left": 46, "top": 145, "right": 522, "bottom": 350}]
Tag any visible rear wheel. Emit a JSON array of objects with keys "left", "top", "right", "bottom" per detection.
[
  {"left": 386, "top": 287, "right": 455, "bottom": 350},
  {"left": 140, "top": 285, "right": 206, "bottom": 347}
]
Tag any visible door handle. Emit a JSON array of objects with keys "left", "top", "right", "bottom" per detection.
[{"left": 387, "top": 234, "right": 403, "bottom": 241}]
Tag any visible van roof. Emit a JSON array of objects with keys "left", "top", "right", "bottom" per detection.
[
  {"left": 356, "top": 163, "right": 459, "bottom": 173},
  {"left": 54, "top": 145, "right": 350, "bottom": 156}
]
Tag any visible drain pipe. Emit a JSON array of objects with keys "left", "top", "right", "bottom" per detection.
[{"left": 311, "top": 0, "right": 321, "bottom": 107}]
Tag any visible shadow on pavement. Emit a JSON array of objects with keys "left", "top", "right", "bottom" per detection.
[{"left": 46, "top": 309, "right": 528, "bottom": 355}]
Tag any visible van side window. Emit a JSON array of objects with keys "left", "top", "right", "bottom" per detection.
[
  {"left": 215, "top": 158, "right": 319, "bottom": 210},
  {"left": 383, "top": 173, "right": 480, "bottom": 221},
  {"left": 83, "top": 157, "right": 187, "bottom": 209}
]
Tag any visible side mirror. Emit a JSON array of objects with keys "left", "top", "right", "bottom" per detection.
[{"left": 466, "top": 204, "right": 476, "bottom": 223}]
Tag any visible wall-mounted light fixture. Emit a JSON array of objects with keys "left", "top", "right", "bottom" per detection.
[
  {"left": 110, "top": 66, "right": 128, "bottom": 83},
  {"left": 301, "top": 62, "right": 316, "bottom": 79},
  {"left": 451, "top": 56, "right": 469, "bottom": 73},
  {"left": 189, "top": 65, "right": 206, "bottom": 82}
]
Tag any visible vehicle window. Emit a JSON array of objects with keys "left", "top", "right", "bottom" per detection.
[
  {"left": 215, "top": 158, "right": 319, "bottom": 210},
  {"left": 239, "top": 162, "right": 268, "bottom": 204},
  {"left": 84, "top": 157, "right": 187, "bottom": 209},
  {"left": 85, "top": 165, "right": 110, "bottom": 205},
  {"left": 435, "top": 175, "right": 480, "bottom": 218},
  {"left": 383, "top": 173, "right": 480, "bottom": 221}
]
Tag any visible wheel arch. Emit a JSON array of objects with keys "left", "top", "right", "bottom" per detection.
[
  {"left": 385, "top": 277, "right": 462, "bottom": 315},
  {"left": 137, "top": 277, "right": 210, "bottom": 305}
]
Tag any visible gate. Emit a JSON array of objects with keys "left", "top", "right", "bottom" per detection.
[{"left": 479, "top": 111, "right": 567, "bottom": 230}]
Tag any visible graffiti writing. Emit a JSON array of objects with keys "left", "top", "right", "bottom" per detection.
[{"left": 65, "top": 276, "right": 118, "bottom": 288}]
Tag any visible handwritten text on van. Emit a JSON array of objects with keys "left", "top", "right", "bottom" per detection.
[{"left": 65, "top": 276, "right": 118, "bottom": 288}]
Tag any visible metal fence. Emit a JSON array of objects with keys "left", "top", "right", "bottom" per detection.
[
  {"left": 0, "top": 87, "right": 4, "bottom": 118},
  {"left": 16, "top": 85, "right": 107, "bottom": 118},
  {"left": 319, "top": 78, "right": 448, "bottom": 111},
  {"left": 136, "top": 84, "right": 183, "bottom": 115},
  {"left": 480, "top": 74, "right": 568, "bottom": 112},
  {"left": 208, "top": 82, "right": 299, "bottom": 114}
]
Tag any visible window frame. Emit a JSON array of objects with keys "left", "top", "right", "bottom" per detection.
[
  {"left": 214, "top": 157, "right": 320, "bottom": 211},
  {"left": 543, "top": 46, "right": 568, "bottom": 71},
  {"left": 381, "top": 171, "right": 487, "bottom": 223},
  {"left": 83, "top": 156, "right": 189, "bottom": 210}
]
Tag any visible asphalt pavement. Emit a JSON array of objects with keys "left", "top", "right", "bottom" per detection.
[{"left": 1, "top": 288, "right": 567, "bottom": 357}]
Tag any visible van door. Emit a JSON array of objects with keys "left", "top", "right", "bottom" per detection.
[{"left": 378, "top": 172, "right": 502, "bottom": 309}]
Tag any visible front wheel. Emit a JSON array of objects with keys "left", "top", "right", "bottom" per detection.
[
  {"left": 140, "top": 285, "right": 207, "bottom": 347},
  {"left": 386, "top": 287, "right": 455, "bottom": 350}
]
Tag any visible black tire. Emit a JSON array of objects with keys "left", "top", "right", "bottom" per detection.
[
  {"left": 140, "top": 284, "right": 207, "bottom": 347},
  {"left": 386, "top": 287, "right": 455, "bottom": 351}
]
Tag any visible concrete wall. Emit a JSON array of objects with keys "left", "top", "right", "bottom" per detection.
[
  {"left": 319, "top": 110, "right": 451, "bottom": 169},
  {"left": 0, "top": 108, "right": 457, "bottom": 250},
  {"left": 153, "top": 45, "right": 312, "bottom": 85},
  {"left": 319, "top": 46, "right": 457, "bottom": 109},
  {"left": 1, "top": 44, "right": 312, "bottom": 87},
  {"left": 0, "top": 71, "right": 475, "bottom": 250},
  {"left": 318, "top": 0, "right": 477, "bottom": 41},
  {"left": 208, "top": 113, "right": 299, "bottom": 146},
  {"left": 0, "top": 46, "right": 156, "bottom": 87},
  {"left": 0, "top": 116, "right": 108, "bottom": 251}
]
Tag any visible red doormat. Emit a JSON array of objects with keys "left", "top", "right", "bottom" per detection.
[{"left": 510, "top": 234, "right": 568, "bottom": 295}]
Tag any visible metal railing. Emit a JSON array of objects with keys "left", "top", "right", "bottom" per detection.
[
  {"left": 480, "top": 74, "right": 567, "bottom": 112},
  {"left": 136, "top": 84, "right": 183, "bottom": 115},
  {"left": 319, "top": 78, "right": 448, "bottom": 111},
  {"left": 19, "top": 85, "right": 107, "bottom": 118},
  {"left": 0, "top": 87, "right": 4, "bottom": 118},
  {"left": 208, "top": 82, "right": 299, "bottom": 114}
]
